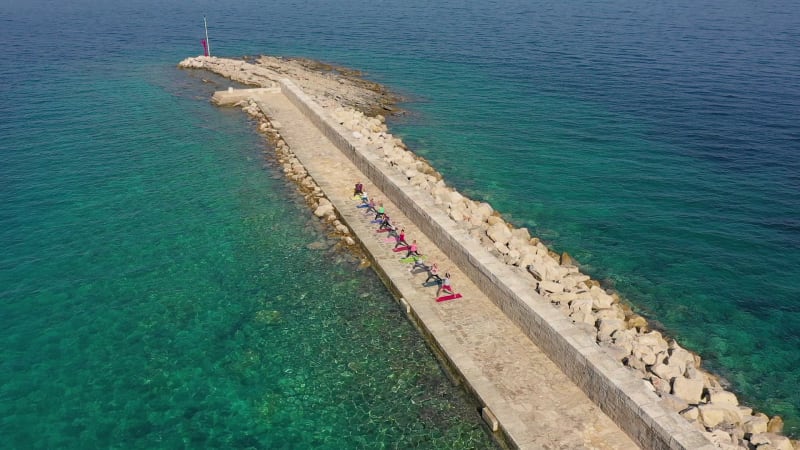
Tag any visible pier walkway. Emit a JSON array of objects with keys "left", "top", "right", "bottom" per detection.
[{"left": 229, "top": 86, "right": 638, "bottom": 449}]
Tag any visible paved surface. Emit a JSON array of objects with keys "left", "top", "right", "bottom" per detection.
[{"left": 251, "top": 90, "right": 639, "bottom": 449}]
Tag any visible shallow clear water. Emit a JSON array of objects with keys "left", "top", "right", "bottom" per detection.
[
  {"left": 2, "top": 0, "right": 799, "bottom": 442},
  {"left": 0, "top": 47, "right": 494, "bottom": 449}
]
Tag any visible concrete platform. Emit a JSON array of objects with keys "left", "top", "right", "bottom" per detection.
[{"left": 233, "top": 87, "right": 640, "bottom": 449}]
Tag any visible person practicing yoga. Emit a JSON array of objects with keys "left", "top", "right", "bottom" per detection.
[
  {"left": 377, "top": 214, "right": 393, "bottom": 231},
  {"left": 363, "top": 197, "right": 376, "bottom": 214},
  {"left": 424, "top": 262, "right": 442, "bottom": 285},
  {"left": 353, "top": 181, "right": 364, "bottom": 196},
  {"left": 409, "top": 256, "right": 428, "bottom": 273},
  {"left": 393, "top": 229, "right": 408, "bottom": 247},
  {"left": 357, "top": 191, "right": 369, "bottom": 207},
  {"left": 374, "top": 202, "right": 385, "bottom": 221},
  {"left": 437, "top": 272, "right": 454, "bottom": 297},
  {"left": 405, "top": 240, "right": 420, "bottom": 258}
]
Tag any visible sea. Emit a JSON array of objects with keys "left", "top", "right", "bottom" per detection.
[{"left": 1, "top": 0, "right": 798, "bottom": 447}]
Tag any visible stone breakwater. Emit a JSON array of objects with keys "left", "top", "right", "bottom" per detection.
[{"left": 179, "top": 56, "right": 798, "bottom": 450}]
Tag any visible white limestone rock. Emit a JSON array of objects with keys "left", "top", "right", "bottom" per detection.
[
  {"left": 709, "top": 390, "right": 739, "bottom": 406},
  {"left": 570, "top": 309, "right": 595, "bottom": 325},
  {"left": 511, "top": 227, "right": 531, "bottom": 242},
  {"left": 486, "top": 215, "right": 504, "bottom": 226},
  {"left": 600, "top": 342, "right": 630, "bottom": 362},
  {"left": 742, "top": 414, "right": 769, "bottom": 434},
  {"left": 681, "top": 406, "right": 700, "bottom": 421},
  {"left": 750, "top": 433, "right": 794, "bottom": 450},
  {"left": 314, "top": 203, "right": 334, "bottom": 218},
  {"left": 506, "top": 249, "right": 521, "bottom": 266},
  {"left": 410, "top": 173, "right": 428, "bottom": 188},
  {"left": 569, "top": 297, "right": 593, "bottom": 314},
  {"left": 650, "top": 359, "right": 684, "bottom": 382},
  {"left": 595, "top": 307, "right": 626, "bottom": 321},
  {"left": 448, "top": 190, "right": 464, "bottom": 206},
  {"left": 597, "top": 318, "right": 625, "bottom": 343},
  {"left": 704, "top": 429, "right": 734, "bottom": 446},
  {"left": 666, "top": 342, "right": 694, "bottom": 377},
  {"left": 672, "top": 376, "right": 705, "bottom": 405},
  {"left": 549, "top": 291, "right": 582, "bottom": 303},
  {"left": 659, "top": 392, "right": 689, "bottom": 412},
  {"left": 494, "top": 241, "right": 510, "bottom": 255},
  {"left": 538, "top": 280, "right": 564, "bottom": 294},
  {"left": 632, "top": 331, "right": 668, "bottom": 366},
  {"left": 698, "top": 403, "right": 743, "bottom": 428},
  {"left": 612, "top": 328, "right": 636, "bottom": 355},
  {"left": 474, "top": 202, "right": 493, "bottom": 222},
  {"left": 589, "top": 285, "right": 615, "bottom": 309},
  {"left": 486, "top": 222, "right": 512, "bottom": 245},
  {"left": 404, "top": 168, "right": 419, "bottom": 179}
]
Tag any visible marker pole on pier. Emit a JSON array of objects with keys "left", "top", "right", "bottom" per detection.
[{"left": 204, "top": 16, "right": 211, "bottom": 57}]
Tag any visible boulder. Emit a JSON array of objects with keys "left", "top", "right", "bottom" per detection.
[
  {"left": 511, "top": 227, "right": 531, "bottom": 243},
  {"left": 432, "top": 185, "right": 450, "bottom": 204},
  {"left": 560, "top": 252, "right": 577, "bottom": 266},
  {"left": 569, "top": 297, "right": 593, "bottom": 314},
  {"left": 549, "top": 291, "right": 581, "bottom": 304},
  {"left": 768, "top": 415, "right": 784, "bottom": 433},
  {"left": 611, "top": 328, "right": 636, "bottom": 355},
  {"left": 486, "top": 222, "right": 512, "bottom": 245},
  {"left": 742, "top": 414, "right": 769, "bottom": 434},
  {"left": 709, "top": 390, "right": 739, "bottom": 406},
  {"left": 698, "top": 403, "right": 743, "bottom": 428},
  {"left": 448, "top": 190, "right": 464, "bottom": 205},
  {"left": 507, "top": 236, "right": 529, "bottom": 253},
  {"left": 595, "top": 306, "right": 625, "bottom": 321},
  {"left": 313, "top": 203, "right": 334, "bottom": 218},
  {"left": 681, "top": 406, "right": 700, "bottom": 421},
  {"left": 597, "top": 318, "right": 625, "bottom": 343},
  {"left": 650, "top": 359, "right": 684, "bottom": 382},
  {"left": 506, "top": 249, "right": 521, "bottom": 265},
  {"left": 705, "top": 429, "right": 733, "bottom": 446},
  {"left": 410, "top": 173, "right": 428, "bottom": 188},
  {"left": 632, "top": 331, "right": 668, "bottom": 366},
  {"left": 672, "top": 376, "right": 705, "bottom": 404},
  {"left": 486, "top": 215, "right": 504, "bottom": 226},
  {"left": 750, "top": 433, "right": 793, "bottom": 450},
  {"left": 590, "top": 285, "right": 615, "bottom": 309},
  {"left": 494, "top": 241, "right": 510, "bottom": 255},
  {"left": 600, "top": 342, "right": 630, "bottom": 362},
  {"left": 626, "top": 314, "right": 649, "bottom": 331},
  {"left": 666, "top": 342, "right": 694, "bottom": 376},
  {"left": 570, "top": 309, "right": 595, "bottom": 325},
  {"left": 538, "top": 280, "right": 564, "bottom": 294},
  {"left": 476, "top": 202, "right": 493, "bottom": 220},
  {"left": 527, "top": 264, "right": 543, "bottom": 281},
  {"left": 659, "top": 392, "right": 689, "bottom": 412}
]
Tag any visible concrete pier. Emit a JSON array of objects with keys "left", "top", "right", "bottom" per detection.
[{"left": 211, "top": 82, "right": 716, "bottom": 450}]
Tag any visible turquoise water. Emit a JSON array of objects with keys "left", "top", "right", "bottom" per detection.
[
  {"left": 0, "top": 27, "right": 494, "bottom": 450},
  {"left": 2, "top": 0, "right": 799, "bottom": 443}
]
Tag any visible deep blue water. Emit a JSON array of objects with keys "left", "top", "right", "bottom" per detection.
[{"left": 2, "top": 0, "right": 799, "bottom": 443}]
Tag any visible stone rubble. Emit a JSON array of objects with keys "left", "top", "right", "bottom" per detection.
[{"left": 179, "top": 55, "right": 799, "bottom": 450}]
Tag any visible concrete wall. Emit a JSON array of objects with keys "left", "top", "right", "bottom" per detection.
[{"left": 279, "top": 78, "right": 714, "bottom": 450}]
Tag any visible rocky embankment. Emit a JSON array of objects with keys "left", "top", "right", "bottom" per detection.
[{"left": 179, "top": 55, "right": 798, "bottom": 450}]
